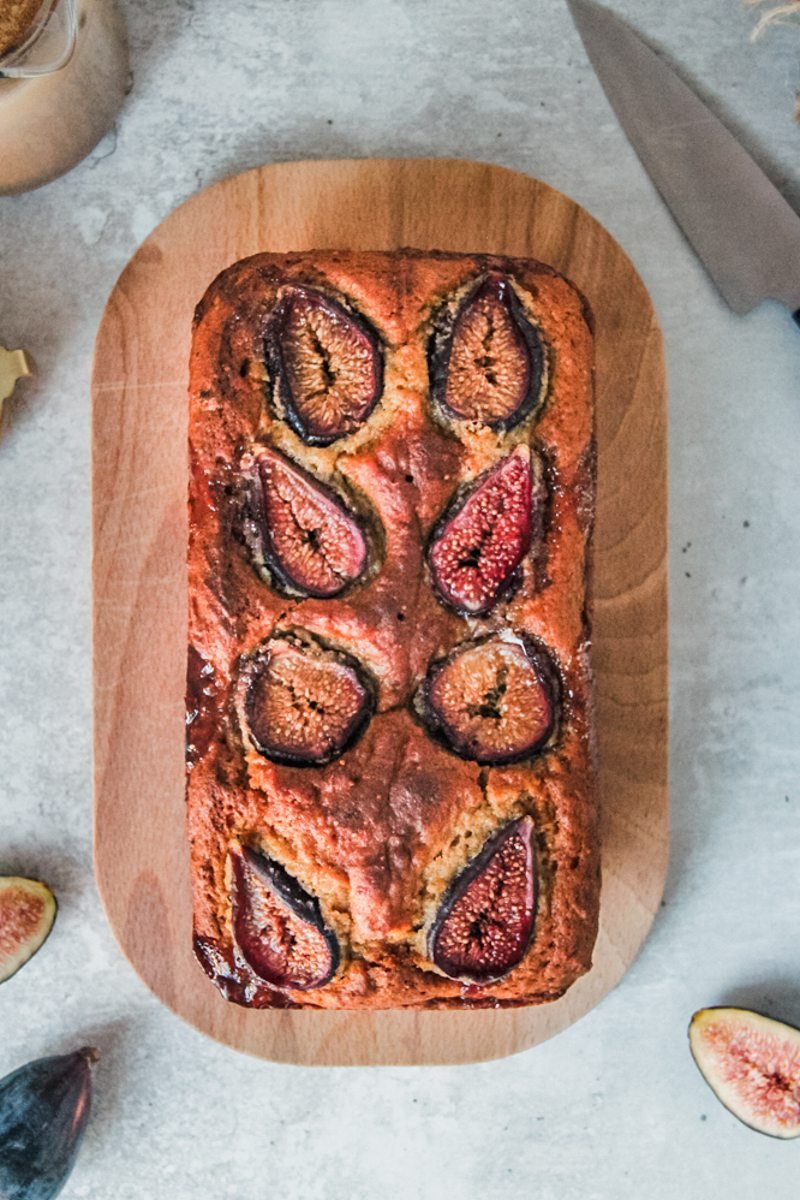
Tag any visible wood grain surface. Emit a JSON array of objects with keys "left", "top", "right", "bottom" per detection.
[{"left": 92, "top": 158, "right": 668, "bottom": 1066}]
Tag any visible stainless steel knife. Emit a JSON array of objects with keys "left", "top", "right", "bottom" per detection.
[{"left": 567, "top": 0, "right": 800, "bottom": 321}]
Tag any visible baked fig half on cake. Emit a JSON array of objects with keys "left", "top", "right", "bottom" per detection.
[
  {"left": 429, "top": 817, "right": 537, "bottom": 983},
  {"left": 427, "top": 445, "right": 542, "bottom": 617},
  {"left": 230, "top": 844, "right": 340, "bottom": 991},
  {"left": 428, "top": 272, "right": 547, "bottom": 429},
  {"left": 418, "top": 633, "right": 559, "bottom": 765},
  {"left": 244, "top": 446, "right": 373, "bottom": 598},
  {"left": 235, "top": 631, "right": 376, "bottom": 767},
  {"left": 266, "top": 285, "right": 383, "bottom": 445}
]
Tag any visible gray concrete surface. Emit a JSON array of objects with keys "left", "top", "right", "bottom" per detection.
[{"left": 1, "top": 1, "right": 799, "bottom": 1196}]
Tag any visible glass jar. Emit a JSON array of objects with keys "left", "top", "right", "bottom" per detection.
[{"left": 0, "top": 0, "right": 128, "bottom": 194}]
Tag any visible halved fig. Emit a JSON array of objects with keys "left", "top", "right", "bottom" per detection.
[
  {"left": 237, "top": 631, "right": 374, "bottom": 766},
  {"left": 427, "top": 446, "right": 534, "bottom": 616},
  {"left": 0, "top": 877, "right": 57, "bottom": 984},
  {"left": 267, "top": 285, "right": 383, "bottom": 445},
  {"left": 253, "top": 447, "right": 368, "bottom": 598},
  {"left": 429, "top": 273, "right": 545, "bottom": 429},
  {"left": 689, "top": 1007, "right": 800, "bottom": 1139},
  {"left": 429, "top": 816, "right": 536, "bottom": 983},
  {"left": 420, "top": 633, "right": 558, "bottom": 764},
  {"left": 230, "top": 843, "right": 339, "bottom": 990}
]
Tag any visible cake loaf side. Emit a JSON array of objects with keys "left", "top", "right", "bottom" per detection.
[{"left": 186, "top": 250, "right": 598, "bottom": 1010}]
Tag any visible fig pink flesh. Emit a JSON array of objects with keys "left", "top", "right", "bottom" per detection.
[
  {"left": 257, "top": 448, "right": 367, "bottom": 597},
  {"left": 231, "top": 846, "right": 336, "bottom": 990},
  {"left": 428, "top": 447, "right": 532, "bottom": 615},
  {"left": 426, "top": 636, "right": 555, "bottom": 763},
  {"left": 276, "top": 287, "right": 381, "bottom": 442},
  {"left": 690, "top": 1008, "right": 800, "bottom": 1139},
  {"left": 0, "top": 878, "right": 56, "bottom": 984},
  {"left": 245, "top": 636, "right": 370, "bottom": 765},
  {"left": 444, "top": 274, "right": 532, "bottom": 424},
  {"left": 431, "top": 817, "right": 536, "bottom": 982}
]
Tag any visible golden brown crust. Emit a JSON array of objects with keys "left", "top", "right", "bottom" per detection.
[{"left": 187, "top": 249, "right": 599, "bottom": 1009}]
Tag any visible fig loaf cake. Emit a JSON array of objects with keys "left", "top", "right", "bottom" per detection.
[{"left": 187, "top": 250, "right": 599, "bottom": 1010}]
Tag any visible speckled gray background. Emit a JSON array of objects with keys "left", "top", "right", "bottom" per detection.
[{"left": 1, "top": 1, "right": 799, "bottom": 1196}]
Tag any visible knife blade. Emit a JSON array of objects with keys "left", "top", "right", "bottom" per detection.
[{"left": 567, "top": 0, "right": 800, "bottom": 318}]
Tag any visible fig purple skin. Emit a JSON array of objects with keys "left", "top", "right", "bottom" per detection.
[
  {"left": 267, "top": 285, "right": 383, "bottom": 445},
  {"left": 427, "top": 445, "right": 534, "bottom": 617},
  {"left": 252, "top": 446, "right": 369, "bottom": 599},
  {"left": 429, "top": 816, "right": 537, "bottom": 983},
  {"left": 0, "top": 1047, "right": 98, "bottom": 1200},
  {"left": 429, "top": 273, "right": 546, "bottom": 430},
  {"left": 237, "top": 632, "right": 375, "bottom": 767},
  {"left": 231, "top": 844, "right": 340, "bottom": 991},
  {"left": 420, "top": 633, "right": 559, "bottom": 765}
]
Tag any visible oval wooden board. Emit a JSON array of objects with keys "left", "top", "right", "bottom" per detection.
[{"left": 92, "top": 158, "right": 668, "bottom": 1066}]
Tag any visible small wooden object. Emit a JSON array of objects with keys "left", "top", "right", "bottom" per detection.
[
  {"left": 0, "top": 345, "right": 32, "bottom": 434},
  {"left": 92, "top": 158, "right": 668, "bottom": 1065}
]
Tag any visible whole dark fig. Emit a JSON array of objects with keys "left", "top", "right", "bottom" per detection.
[
  {"left": 249, "top": 446, "right": 369, "bottom": 599},
  {"left": 427, "top": 445, "right": 537, "bottom": 617},
  {"left": 0, "top": 1047, "right": 97, "bottom": 1199},
  {"left": 429, "top": 273, "right": 546, "bottom": 429},
  {"left": 689, "top": 1007, "right": 800, "bottom": 1139},
  {"left": 0, "top": 878, "right": 56, "bottom": 985},
  {"left": 230, "top": 843, "right": 339, "bottom": 991},
  {"left": 420, "top": 633, "right": 558, "bottom": 764},
  {"left": 267, "top": 285, "right": 383, "bottom": 445},
  {"left": 236, "top": 631, "right": 375, "bottom": 766},
  {"left": 429, "top": 817, "right": 536, "bottom": 983}
]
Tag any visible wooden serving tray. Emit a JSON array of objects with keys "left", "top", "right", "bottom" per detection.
[{"left": 92, "top": 158, "right": 668, "bottom": 1065}]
